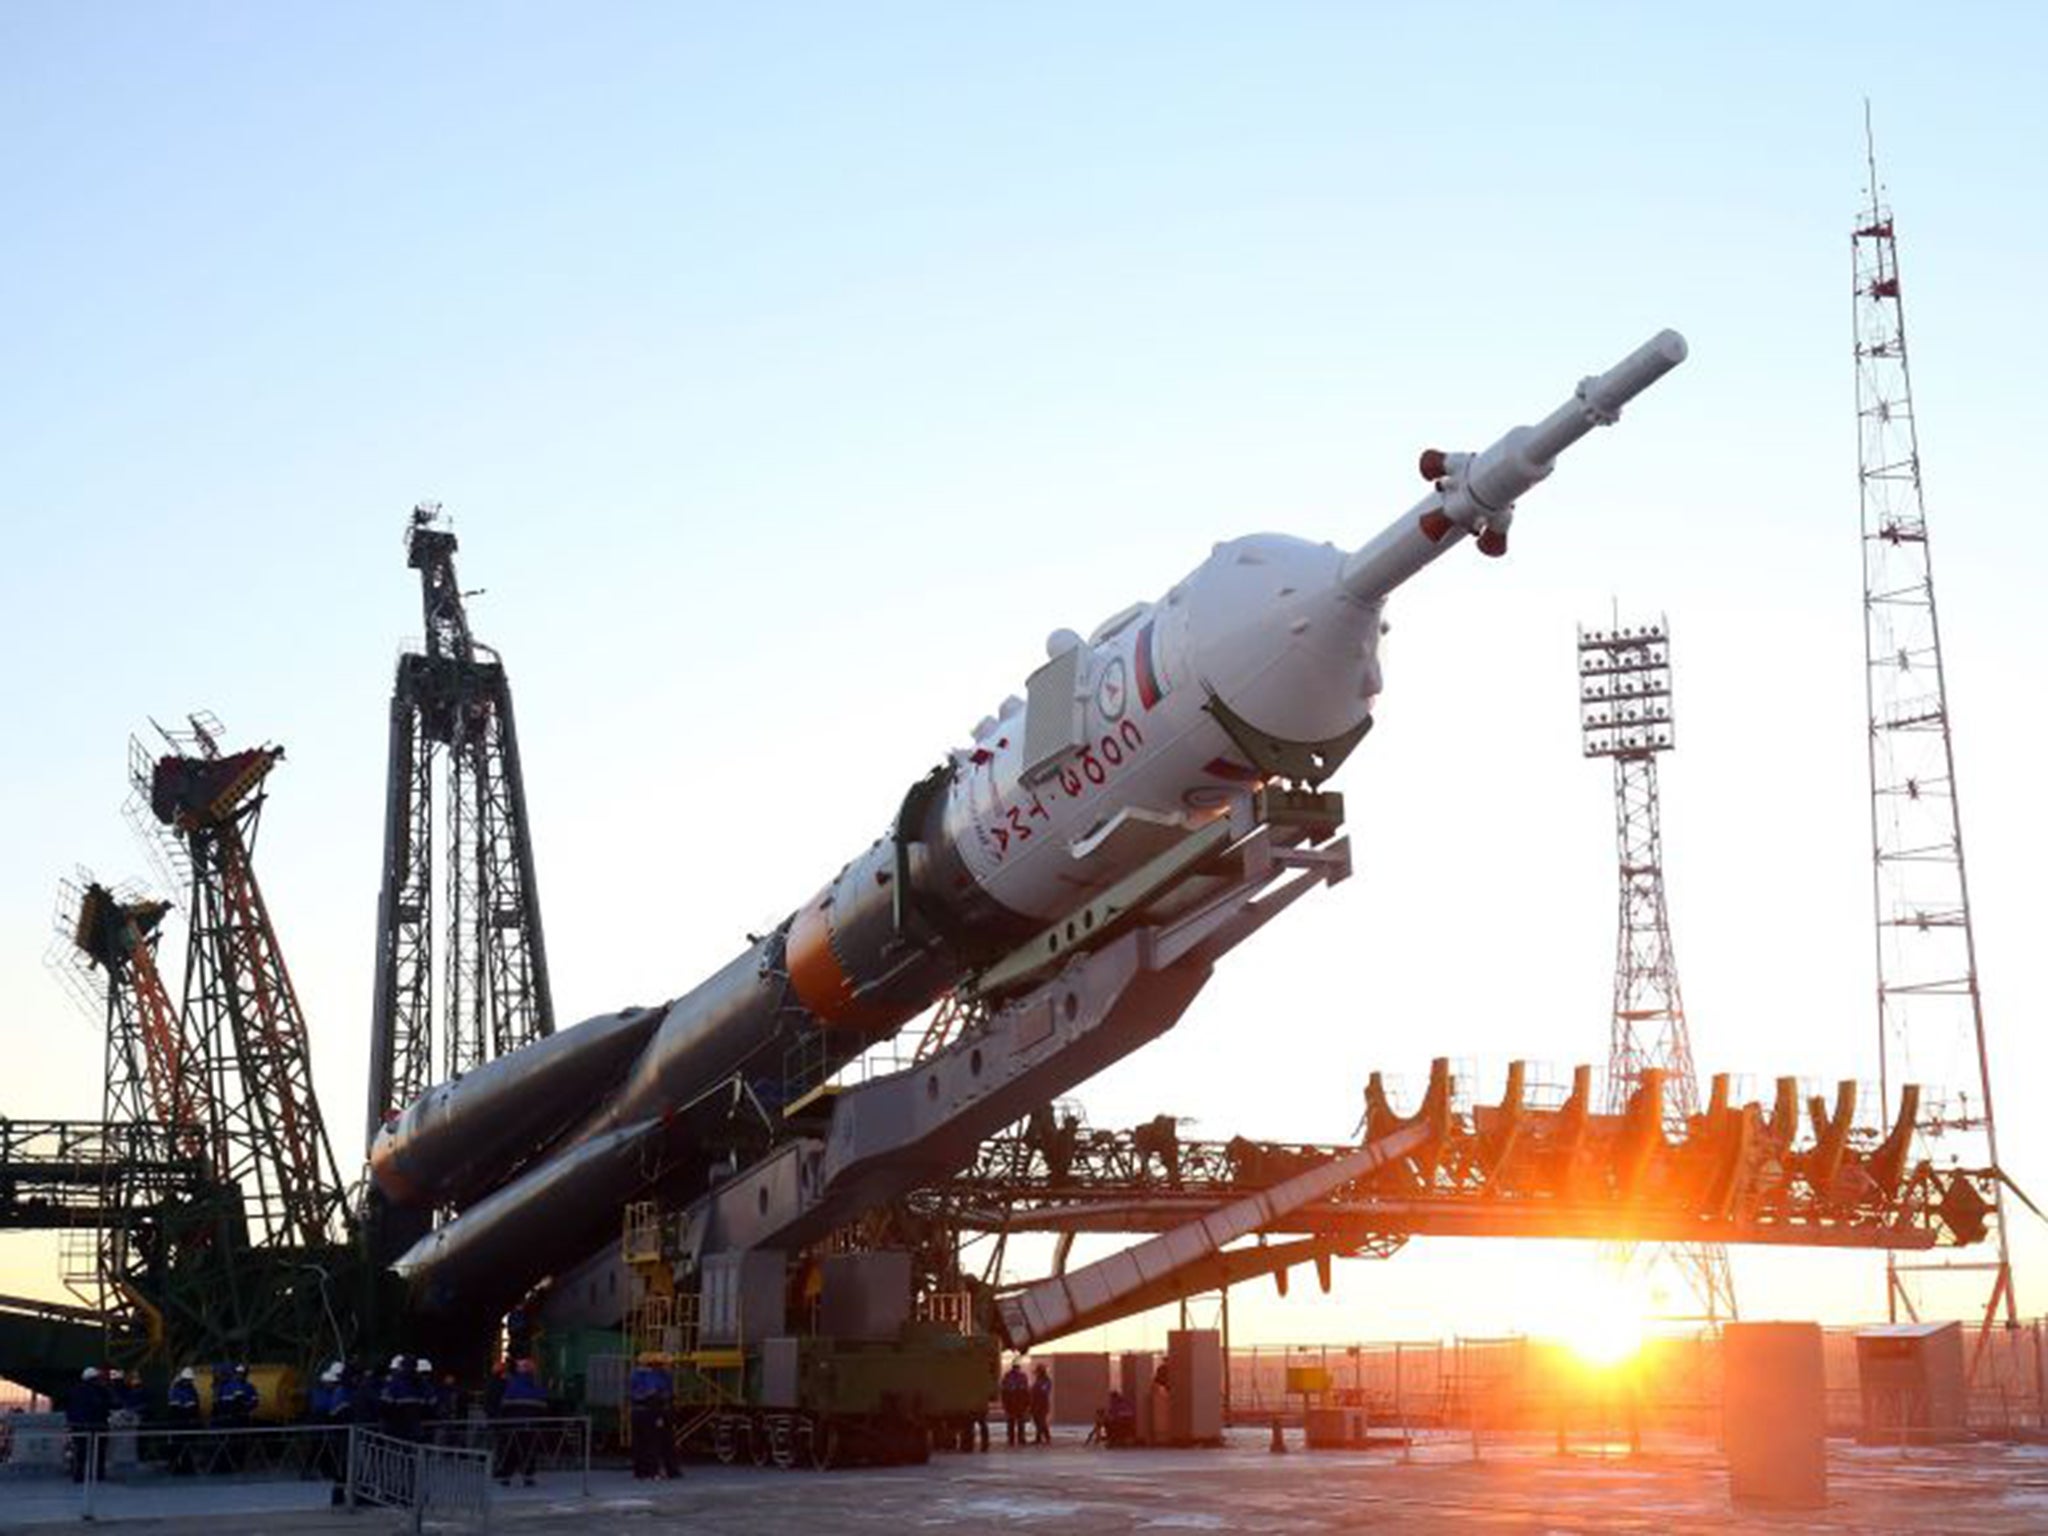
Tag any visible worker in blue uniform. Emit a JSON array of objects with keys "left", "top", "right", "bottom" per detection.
[
  {"left": 65, "top": 1367, "right": 110, "bottom": 1484},
  {"left": 627, "top": 1352, "right": 681, "bottom": 1480},
  {"left": 166, "top": 1366, "right": 202, "bottom": 1475},
  {"left": 494, "top": 1357, "right": 548, "bottom": 1486}
]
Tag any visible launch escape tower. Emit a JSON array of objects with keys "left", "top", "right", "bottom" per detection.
[
  {"left": 1853, "top": 126, "right": 2014, "bottom": 1335},
  {"left": 1578, "top": 617, "right": 1736, "bottom": 1323},
  {"left": 367, "top": 504, "right": 554, "bottom": 1150},
  {"left": 131, "top": 715, "right": 349, "bottom": 1251}
]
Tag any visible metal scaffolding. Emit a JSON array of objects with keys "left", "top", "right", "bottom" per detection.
[
  {"left": 1578, "top": 618, "right": 1735, "bottom": 1322},
  {"left": 366, "top": 503, "right": 553, "bottom": 1149},
  {"left": 1853, "top": 116, "right": 2014, "bottom": 1338}
]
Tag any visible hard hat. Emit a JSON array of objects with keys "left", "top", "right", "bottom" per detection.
[
  {"left": 390, "top": 1355, "right": 406, "bottom": 1371},
  {"left": 415, "top": 1357, "right": 433, "bottom": 1373},
  {"left": 321, "top": 1366, "right": 343, "bottom": 1384},
  {"left": 178, "top": 1367, "right": 195, "bottom": 1382},
  {"left": 82, "top": 1367, "right": 100, "bottom": 1380},
  {"left": 235, "top": 1363, "right": 249, "bottom": 1375}
]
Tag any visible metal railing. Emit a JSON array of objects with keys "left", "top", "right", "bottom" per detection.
[
  {"left": 45, "top": 1415, "right": 590, "bottom": 1523},
  {"left": 349, "top": 1428, "right": 491, "bottom": 1532},
  {"left": 419, "top": 1414, "right": 592, "bottom": 1490}
]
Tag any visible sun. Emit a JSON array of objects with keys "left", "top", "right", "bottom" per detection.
[
  {"left": 1558, "top": 1299, "right": 1646, "bottom": 1370},
  {"left": 1536, "top": 1264, "right": 1651, "bottom": 1373}
]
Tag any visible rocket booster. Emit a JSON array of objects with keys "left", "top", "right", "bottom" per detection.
[{"left": 373, "top": 331, "right": 1688, "bottom": 1306}]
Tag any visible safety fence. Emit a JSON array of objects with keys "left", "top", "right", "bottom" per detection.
[
  {"left": 1227, "top": 1320, "right": 2048, "bottom": 1439},
  {"left": 419, "top": 1413, "right": 593, "bottom": 1490},
  {"left": 2, "top": 1414, "right": 591, "bottom": 1523},
  {"left": 348, "top": 1428, "right": 491, "bottom": 1532}
]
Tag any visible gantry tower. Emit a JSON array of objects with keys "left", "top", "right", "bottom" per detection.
[
  {"left": 366, "top": 504, "right": 554, "bottom": 1148},
  {"left": 1578, "top": 616, "right": 1735, "bottom": 1322},
  {"left": 1853, "top": 120, "right": 2014, "bottom": 1335},
  {"left": 133, "top": 716, "right": 349, "bottom": 1251}
]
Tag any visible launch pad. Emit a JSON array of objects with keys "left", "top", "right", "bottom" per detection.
[
  {"left": 0, "top": 316, "right": 2024, "bottom": 1522},
  {"left": 5, "top": 1429, "right": 2047, "bottom": 1533}
]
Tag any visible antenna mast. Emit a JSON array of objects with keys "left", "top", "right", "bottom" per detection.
[{"left": 1853, "top": 112, "right": 2015, "bottom": 1343}]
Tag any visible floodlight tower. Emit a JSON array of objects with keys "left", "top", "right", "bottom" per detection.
[
  {"left": 1578, "top": 616, "right": 1735, "bottom": 1322},
  {"left": 1853, "top": 119, "right": 2014, "bottom": 1333},
  {"left": 366, "top": 504, "right": 555, "bottom": 1149}
]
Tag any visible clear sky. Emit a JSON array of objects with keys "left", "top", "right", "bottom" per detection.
[{"left": 2, "top": 4, "right": 2044, "bottom": 1346}]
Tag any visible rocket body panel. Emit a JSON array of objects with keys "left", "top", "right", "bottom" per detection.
[
  {"left": 389, "top": 1118, "right": 662, "bottom": 1305},
  {"left": 589, "top": 942, "right": 796, "bottom": 1133},
  {"left": 937, "top": 534, "right": 1380, "bottom": 923},
  {"left": 370, "top": 1005, "right": 660, "bottom": 1208}
]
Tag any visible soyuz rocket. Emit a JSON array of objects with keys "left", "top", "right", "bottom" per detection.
[{"left": 372, "top": 330, "right": 1690, "bottom": 1312}]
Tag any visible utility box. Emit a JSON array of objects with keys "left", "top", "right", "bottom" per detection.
[
  {"left": 1043, "top": 1351, "right": 1112, "bottom": 1427},
  {"left": 1723, "top": 1322, "right": 1827, "bottom": 1510},
  {"left": 699, "top": 1250, "right": 785, "bottom": 1346},
  {"left": 1165, "top": 1329, "right": 1224, "bottom": 1446},
  {"left": 819, "top": 1251, "right": 913, "bottom": 1341},
  {"left": 1855, "top": 1322, "right": 1968, "bottom": 1442},
  {"left": 1305, "top": 1405, "right": 1376, "bottom": 1448}
]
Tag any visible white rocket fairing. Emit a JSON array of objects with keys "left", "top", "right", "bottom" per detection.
[{"left": 373, "top": 330, "right": 1688, "bottom": 1311}]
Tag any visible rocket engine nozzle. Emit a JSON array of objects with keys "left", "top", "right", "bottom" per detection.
[{"left": 1341, "top": 329, "right": 1688, "bottom": 603}]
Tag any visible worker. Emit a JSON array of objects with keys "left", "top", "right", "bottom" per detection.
[
  {"left": 1105, "top": 1389, "right": 1137, "bottom": 1448},
  {"left": 1150, "top": 1361, "right": 1170, "bottom": 1446},
  {"left": 627, "top": 1351, "right": 680, "bottom": 1479},
  {"left": 65, "top": 1366, "right": 110, "bottom": 1484},
  {"left": 310, "top": 1363, "right": 351, "bottom": 1488},
  {"left": 413, "top": 1356, "right": 442, "bottom": 1441},
  {"left": 212, "top": 1362, "right": 257, "bottom": 1470},
  {"left": 380, "top": 1354, "right": 423, "bottom": 1443},
  {"left": 166, "top": 1367, "right": 202, "bottom": 1475},
  {"left": 1000, "top": 1358, "right": 1031, "bottom": 1446},
  {"left": 432, "top": 1369, "right": 461, "bottom": 1428},
  {"left": 1030, "top": 1363, "right": 1053, "bottom": 1445},
  {"left": 494, "top": 1357, "right": 548, "bottom": 1486}
]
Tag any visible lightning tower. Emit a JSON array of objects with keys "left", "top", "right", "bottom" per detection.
[
  {"left": 1578, "top": 616, "right": 1735, "bottom": 1322},
  {"left": 366, "top": 504, "right": 554, "bottom": 1148},
  {"left": 1853, "top": 119, "right": 2014, "bottom": 1337}
]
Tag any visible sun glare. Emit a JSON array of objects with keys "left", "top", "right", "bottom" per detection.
[{"left": 1547, "top": 1271, "right": 1650, "bottom": 1372}]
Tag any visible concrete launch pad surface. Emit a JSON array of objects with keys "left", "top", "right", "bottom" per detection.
[{"left": 6, "top": 1431, "right": 2048, "bottom": 1533}]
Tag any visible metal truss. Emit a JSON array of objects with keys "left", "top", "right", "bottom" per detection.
[
  {"left": 1579, "top": 619, "right": 1735, "bottom": 1322},
  {"left": 913, "top": 1058, "right": 1992, "bottom": 1348},
  {"left": 1853, "top": 119, "right": 2014, "bottom": 1342},
  {"left": 134, "top": 724, "right": 348, "bottom": 1253},
  {"left": 367, "top": 505, "right": 553, "bottom": 1148}
]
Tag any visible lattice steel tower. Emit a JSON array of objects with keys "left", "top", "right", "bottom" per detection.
[
  {"left": 367, "top": 504, "right": 554, "bottom": 1149},
  {"left": 1853, "top": 121, "right": 2014, "bottom": 1331},
  {"left": 132, "top": 716, "right": 349, "bottom": 1251},
  {"left": 1579, "top": 616, "right": 1735, "bottom": 1322}
]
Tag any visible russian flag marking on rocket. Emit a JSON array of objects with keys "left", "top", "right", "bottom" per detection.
[{"left": 1135, "top": 621, "right": 1166, "bottom": 710}]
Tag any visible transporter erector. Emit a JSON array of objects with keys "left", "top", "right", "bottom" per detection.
[{"left": 372, "top": 330, "right": 1690, "bottom": 1320}]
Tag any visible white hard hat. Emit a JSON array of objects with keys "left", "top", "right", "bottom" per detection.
[
  {"left": 82, "top": 1367, "right": 100, "bottom": 1380},
  {"left": 415, "top": 1358, "right": 433, "bottom": 1373},
  {"left": 390, "top": 1355, "right": 406, "bottom": 1371},
  {"left": 178, "top": 1367, "right": 195, "bottom": 1382},
  {"left": 321, "top": 1366, "right": 343, "bottom": 1384}
]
